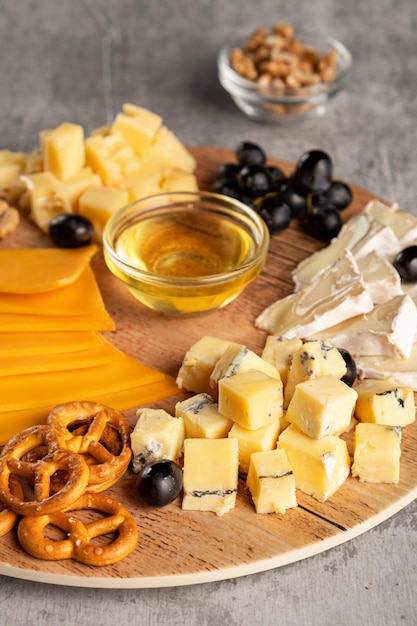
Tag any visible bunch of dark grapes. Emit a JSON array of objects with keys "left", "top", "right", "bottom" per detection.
[{"left": 212, "top": 141, "right": 353, "bottom": 242}]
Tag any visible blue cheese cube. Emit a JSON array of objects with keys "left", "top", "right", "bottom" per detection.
[
  {"left": 261, "top": 335, "right": 303, "bottom": 387},
  {"left": 352, "top": 422, "right": 402, "bottom": 483},
  {"left": 131, "top": 407, "right": 184, "bottom": 472},
  {"left": 246, "top": 448, "right": 297, "bottom": 514},
  {"left": 354, "top": 379, "right": 415, "bottom": 427},
  {"left": 175, "top": 393, "right": 233, "bottom": 439}
]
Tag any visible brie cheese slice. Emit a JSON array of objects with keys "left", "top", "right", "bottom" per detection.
[
  {"left": 256, "top": 249, "right": 374, "bottom": 338},
  {"left": 364, "top": 198, "right": 417, "bottom": 247},
  {"left": 356, "top": 343, "right": 417, "bottom": 391},
  {"left": 357, "top": 251, "right": 403, "bottom": 305}
]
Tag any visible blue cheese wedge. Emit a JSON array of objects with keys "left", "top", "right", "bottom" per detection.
[
  {"left": 175, "top": 392, "right": 233, "bottom": 439},
  {"left": 354, "top": 379, "right": 415, "bottom": 427},
  {"left": 351, "top": 422, "right": 402, "bottom": 484},
  {"left": 182, "top": 438, "right": 239, "bottom": 516},
  {"left": 246, "top": 449, "right": 297, "bottom": 514},
  {"left": 256, "top": 250, "right": 374, "bottom": 339},
  {"left": 309, "top": 294, "right": 417, "bottom": 360},
  {"left": 131, "top": 407, "right": 184, "bottom": 472},
  {"left": 286, "top": 374, "right": 358, "bottom": 439},
  {"left": 277, "top": 424, "right": 351, "bottom": 502}
]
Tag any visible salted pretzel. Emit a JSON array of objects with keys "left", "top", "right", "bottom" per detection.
[
  {"left": 0, "top": 475, "right": 24, "bottom": 537},
  {"left": 17, "top": 492, "right": 138, "bottom": 566},
  {"left": 47, "top": 401, "right": 132, "bottom": 492},
  {"left": 0, "top": 425, "right": 90, "bottom": 516}
]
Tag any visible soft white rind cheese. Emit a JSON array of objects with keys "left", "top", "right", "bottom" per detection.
[
  {"left": 256, "top": 250, "right": 374, "bottom": 339},
  {"left": 357, "top": 251, "right": 403, "bottom": 305},
  {"left": 364, "top": 198, "right": 417, "bottom": 247},
  {"left": 356, "top": 343, "right": 417, "bottom": 391}
]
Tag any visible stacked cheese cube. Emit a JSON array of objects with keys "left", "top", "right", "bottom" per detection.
[
  {"left": 0, "top": 103, "right": 198, "bottom": 241},
  {"left": 0, "top": 246, "right": 177, "bottom": 445}
]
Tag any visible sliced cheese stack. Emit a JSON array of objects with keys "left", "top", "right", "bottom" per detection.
[
  {"left": 1, "top": 103, "right": 198, "bottom": 241},
  {"left": 256, "top": 198, "right": 417, "bottom": 391},
  {"left": 0, "top": 247, "right": 177, "bottom": 445}
]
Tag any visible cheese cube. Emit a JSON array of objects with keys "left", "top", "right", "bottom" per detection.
[
  {"left": 278, "top": 424, "right": 351, "bottom": 501},
  {"left": 284, "top": 340, "right": 347, "bottom": 407},
  {"left": 351, "top": 422, "right": 402, "bottom": 483},
  {"left": 286, "top": 375, "right": 358, "bottom": 439},
  {"left": 246, "top": 449, "right": 297, "bottom": 514},
  {"left": 176, "top": 335, "right": 239, "bottom": 397},
  {"left": 121, "top": 171, "right": 163, "bottom": 202},
  {"left": 182, "top": 438, "right": 239, "bottom": 515},
  {"left": 78, "top": 186, "right": 129, "bottom": 241},
  {"left": 21, "top": 171, "right": 72, "bottom": 233},
  {"left": 142, "top": 126, "right": 196, "bottom": 174},
  {"left": 161, "top": 168, "right": 199, "bottom": 195},
  {"left": 61, "top": 166, "right": 102, "bottom": 211},
  {"left": 130, "top": 408, "right": 184, "bottom": 472},
  {"left": 261, "top": 336, "right": 303, "bottom": 387},
  {"left": 175, "top": 393, "right": 233, "bottom": 439},
  {"left": 42, "top": 122, "right": 85, "bottom": 180},
  {"left": 354, "top": 379, "right": 415, "bottom": 427},
  {"left": 85, "top": 134, "right": 141, "bottom": 186},
  {"left": 228, "top": 414, "right": 282, "bottom": 473},
  {"left": 111, "top": 108, "right": 162, "bottom": 157},
  {"left": 218, "top": 369, "right": 283, "bottom": 430},
  {"left": 210, "top": 343, "right": 280, "bottom": 390}
]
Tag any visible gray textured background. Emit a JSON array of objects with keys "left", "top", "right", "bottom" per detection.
[{"left": 0, "top": 1, "right": 416, "bottom": 624}]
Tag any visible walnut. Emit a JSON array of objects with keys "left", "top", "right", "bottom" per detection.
[{"left": 0, "top": 199, "right": 19, "bottom": 239}]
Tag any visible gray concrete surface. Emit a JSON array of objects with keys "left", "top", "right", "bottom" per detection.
[{"left": 0, "top": 0, "right": 416, "bottom": 624}]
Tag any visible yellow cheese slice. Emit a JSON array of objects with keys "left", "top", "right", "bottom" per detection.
[
  {"left": 0, "top": 309, "right": 115, "bottom": 331},
  {"left": 0, "top": 330, "right": 103, "bottom": 357},
  {"left": 0, "top": 266, "right": 108, "bottom": 316},
  {"left": 0, "top": 374, "right": 178, "bottom": 446},
  {"left": 0, "top": 245, "right": 97, "bottom": 294}
]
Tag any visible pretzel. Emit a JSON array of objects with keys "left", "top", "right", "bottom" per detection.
[
  {"left": 47, "top": 401, "right": 132, "bottom": 492},
  {"left": 0, "top": 425, "right": 90, "bottom": 516},
  {"left": 17, "top": 492, "right": 138, "bottom": 566},
  {"left": 0, "top": 475, "right": 24, "bottom": 537}
]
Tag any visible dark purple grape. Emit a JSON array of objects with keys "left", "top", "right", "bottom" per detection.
[
  {"left": 393, "top": 246, "right": 417, "bottom": 283},
  {"left": 238, "top": 164, "right": 274, "bottom": 197},
  {"left": 294, "top": 149, "right": 333, "bottom": 193},
  {"left": 305, "top": 203, "right": 342, "bottom": 242},
  {"left": 312, "top": 180, "right": 353, "bottom": 212},
  {"left": 279, "top": 180, "right": 309, "bottom": 219},
  {"left": 49, "top": 213, "right": 94, "bottom": 248},
  {"left": 137, "top": 459, "right": 183, "bottom": 507},
  {"left": 211, "top": 176, "right": 241, "bottom": 197},
  {"left": 217, "top": 162, "right": 240, "bottom": 179},
  {"left": 236, "top": 141, "right": 266, "bottom": 167},
  {"left": 338, "top": 348, "right": 357, "bottom": 387},
  {"left": 258, "top": 195, "right": 291, "bottom": 234},
  {"left": 267, "top": 166, "right": 287, "bottom": 190}
]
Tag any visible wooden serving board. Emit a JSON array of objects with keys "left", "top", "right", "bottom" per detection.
[{"left": 0, "top": 146, "right": 416, "bottom": 588}]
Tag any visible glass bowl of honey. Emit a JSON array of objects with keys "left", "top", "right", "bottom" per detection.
[{"left": 103, "top": 191, "right": 269, "bottom": 316}]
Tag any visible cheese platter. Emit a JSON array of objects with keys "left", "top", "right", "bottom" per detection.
[{"left": 0, "top": 145, "right": 416, "bottom": 588}]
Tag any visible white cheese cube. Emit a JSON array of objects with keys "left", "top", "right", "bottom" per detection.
[
  {"left": 42, "top": 122, "right": 85, "bottom": 181},
  {"left": 286, "top": 375, "right": 358, "bottom": 439},
  {"left": 277, "top": 424, "right": 351, "bottom": 501},
  {"left": 175, "top": 393, "right": 233, "bottom": 439},
  {"left": 352, "top": 422, "right": 402, "bottom": 483},
  {"left": 354, "top": 379, "right": 415, "bottom": 427},
  {"left": 130, "top": 408, "right": 184, "bottom": 472},
  {"left": 228, "top": 415, "right": 282, "bottom": 474},
  {"left": 246, "top": 448, "right": 297, "bottom": 514},
  {"left": 182, "top": 438, "right": 239, "bottom": 516},
  {"left": 218, "top": 369, "right": 283, "bottom": 430}
]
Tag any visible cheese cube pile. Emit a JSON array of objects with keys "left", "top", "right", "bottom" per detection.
[{"left": 0, "top": 103, "right": 198, "bottom": 241}]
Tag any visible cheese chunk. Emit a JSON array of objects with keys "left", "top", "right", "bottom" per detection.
[
  {"left": 228, "top": 416, "right": 282, "bottom": 473},
  {"left": 351, "top": 422, "right": 402, "bottom": 483},
  {"left": 256, "top": 250, "right": 374, "bottom": 339},
  {"left": 261, "top": 336, "right": 303, "bottom": 387},
  {"left": 111, "top": 110, "right": 162, "bottom": 158},
  {"left": 78, "top": 186, "right": 129, "bottom": 241},
  {"left": 85, "top": 134, "right": 141, "bottom": 186},
  {"left": 0, "top": 246, "right": 97, "bottom": 294},
  {"left": 278, "top": 425, "right": 351, "bottom": 501},
  {"left": 131, "top": 408, "right": 184, "bottom": 472},
  {"left": 284, "top": 340, "right": 347, "bottom": 407},
  {"left": 246, "top": 449, "right": 297, "bottom": 514},
  {"left": 176, "top": 335, "right": 239, "bottom": 397},
  {"left": 161, "top": 168, "right": 199, "bottom": 195},
  {"left": 182, "top": 438, "right": 239, "bottom": 516},
  {"left": 210, "top": 343, "right": 280, "bottom": 390},
  {"left": 354, "top": 379, "right": 415, "bottom": 427},
  {"left": 356, "top": 344, "right": 417, "bottom": 391},
  {"left": 364, "top": 198, "right": 417, "bottom": 247},
  {"left": 292, "top": 211, "right": 399, "bottom": 288},
  {"left": 357, "top": 251, "right": 403, "bottom": 305},
  {"left": 21, "top": 170, "right": 72, "bottom": 233},
  {"left": 142, "top": 126, "right": 196, "bottom": 174},
  {"left": 286, "top": 375, "right": 358, "bottom": 439},
  {"left": 310, "top": 295, "right": 417, "bottom": 359},
  {"left": 175, "top": 393, "right": 233, "bottom": 439},
  {"left": 61, "top": 166, "right": 102, "bottom": 211},
  {"left": 218, "top": 369, "right": 283, "bottom": 430},
  {"left": 121, "top": 171, "right": 163, "bottom": 203},
  {"left": 42, "top": 122, "right": 85, "bottom": 180}
]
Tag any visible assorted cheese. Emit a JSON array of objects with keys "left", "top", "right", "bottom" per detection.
[{"left": 1, "top": 103, "right": 198, "bottom": 241}]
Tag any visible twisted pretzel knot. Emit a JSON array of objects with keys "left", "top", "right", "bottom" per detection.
[
  {"left": 17, "top": 492, "right": 138, "bottom": 566},
  {"left": 0, "top": 475, "right": 24, "bottom": 537},
  {"left": 47, "top": 401, "right": 132, "bottom": 492}
]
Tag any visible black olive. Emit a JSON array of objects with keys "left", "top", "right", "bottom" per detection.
[{"left": 49, "top": 214, "right": 94, "bottom": 248}]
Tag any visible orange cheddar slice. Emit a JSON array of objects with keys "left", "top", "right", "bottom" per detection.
[
  {"left": 0, "top": 330, "right": 103, "bottom": 358},
  {"left": 0, "top": 245, "right": 97, "bottom": 294},
  {"left": 0, "top": 266, "right": 108, "bottom": 316},
  {"left": 0, "top": 308, "right": 115, "bottom": 331}
]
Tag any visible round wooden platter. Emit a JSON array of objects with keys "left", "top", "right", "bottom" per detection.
[{"left": 0, "top": 146, "right": 416, "bottom": 588}]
